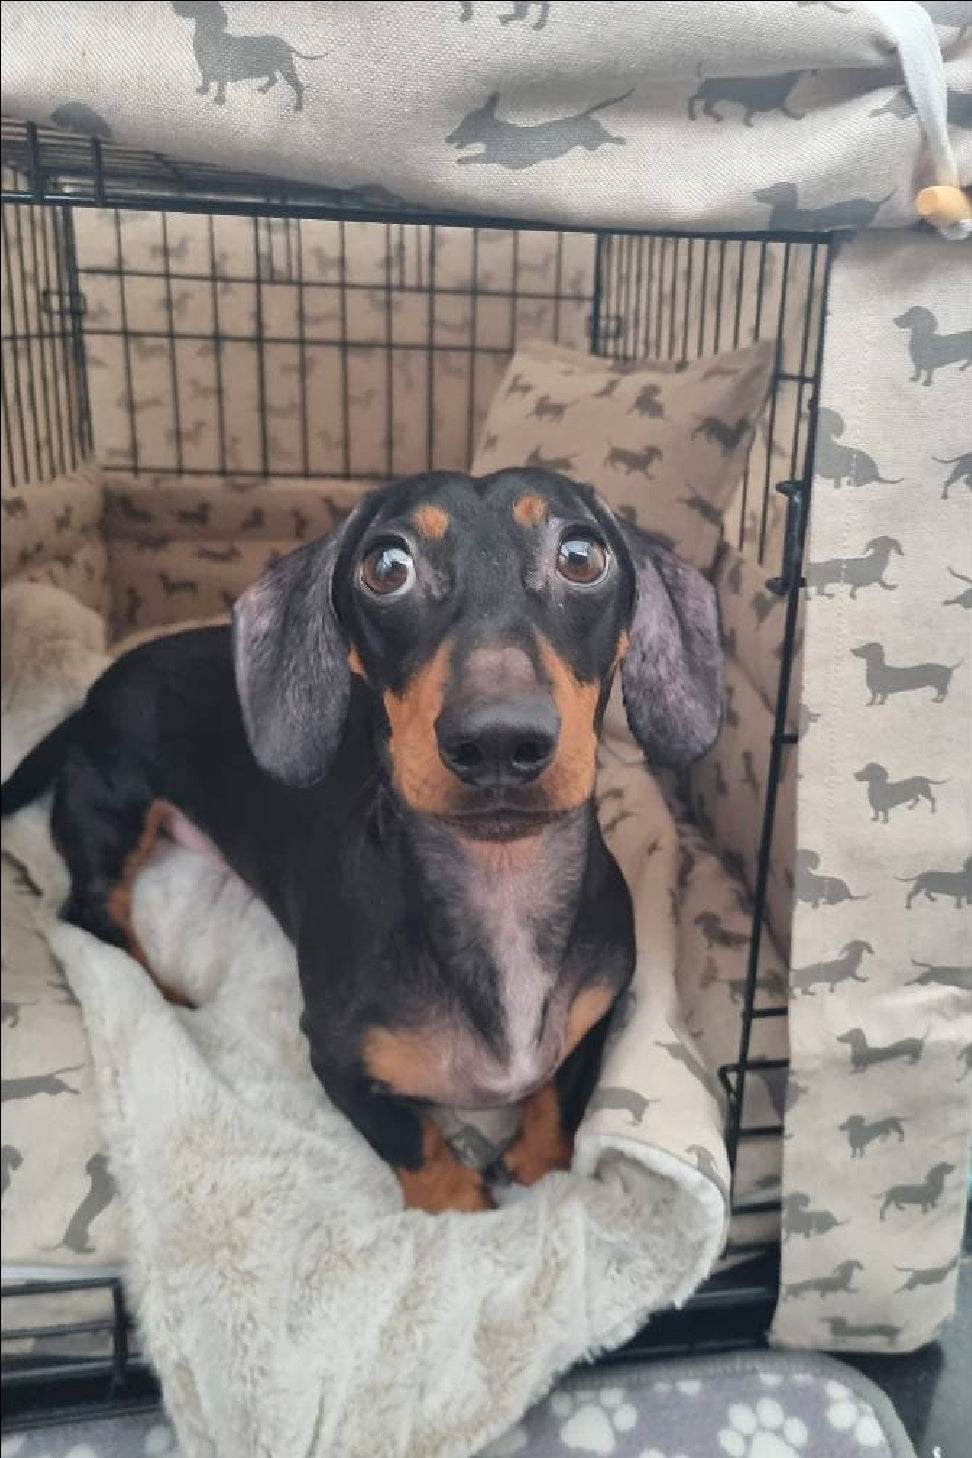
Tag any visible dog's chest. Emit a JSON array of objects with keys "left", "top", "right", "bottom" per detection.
[
  {"left": 412, "top": 832, "right": 587, "bottom": 1106},
  {"left": 468, "top": 871, "right": 558, "bottom": 1089}
]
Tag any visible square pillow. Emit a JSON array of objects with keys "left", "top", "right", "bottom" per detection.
[{"left": 471, "top": 339, "right": 774, "bottom": 573}]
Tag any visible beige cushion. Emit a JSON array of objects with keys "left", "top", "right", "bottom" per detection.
[
  {"left": 102, "top": 474, "right": 376, "bottom": 638},
  {"left": 471, "top": 339, "right": 774, "bottom": 572},
  {"left": 1, "top": 464, "right": 110, "bottom": 618},
  {"left": 687, "top": 544, "right": 800, "bottom": 959}
]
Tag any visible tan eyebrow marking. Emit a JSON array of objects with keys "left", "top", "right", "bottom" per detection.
[
  {"left": 513, "top": 494, "right": 549, "bottom": 528},
  {"left": 412, "top": 504, "right": 450, "bottom": 540}
]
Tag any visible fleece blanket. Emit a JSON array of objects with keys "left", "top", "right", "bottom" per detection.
[{"left": 1, "top": 582, "right": 727, "bottom": 1458}]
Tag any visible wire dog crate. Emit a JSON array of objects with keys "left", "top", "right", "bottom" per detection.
[{"left": 0, "top": 119, "right": 833, "bottom": 1431}]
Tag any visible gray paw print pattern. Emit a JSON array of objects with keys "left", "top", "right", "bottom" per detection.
[{"left": 773, "top": 230, "right": 971, "bottom": 1354}]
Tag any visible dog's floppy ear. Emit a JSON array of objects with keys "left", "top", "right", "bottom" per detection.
[
  {"left": 614, "top": 517, "right": 723, "bottom": 768},
  {"left": 232, "top": 507, "right": 363, "bottom": 788}
]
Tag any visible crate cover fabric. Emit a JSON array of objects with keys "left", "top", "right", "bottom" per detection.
[
  {"left": 774, "top": 228, "right": 971, "bottom": 1353},
  {"left": 1, "top": 2, "right": 970, "bottom": 231}
]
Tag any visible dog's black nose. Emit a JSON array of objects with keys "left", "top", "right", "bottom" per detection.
[{"left": 436, "top": 697, "right": 559, "bottom": 789}]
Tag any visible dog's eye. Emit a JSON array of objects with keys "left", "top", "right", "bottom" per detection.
[
  {"left": 359, "top": 540, "right": 415, "bottom": 599},
  {"left": 556, "top": 532, "right": 609, "bottom": 586}
]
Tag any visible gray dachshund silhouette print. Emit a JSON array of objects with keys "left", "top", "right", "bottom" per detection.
[
  {"left": 907, "top": 960, "right": 971, "bottom": 990},
  {"left": 506, "top": 373, "right": 532, "bottom": 398},
  {"left": 782, "top": 1193, "right": 847, "bottom": 1239},
  {"left": 796, "top": 704, "right": 821, "bottom": 739},
  {"left": 753, "top": 184, "right": 892, "bottom": 232},
  {"left": 1, "top": 996, "right": 36, "bottom": 1030},
  {"left": 740, "top": 750, "right": 761, "bottom": 794},
  {"left": 49, "top": 102, "right": 113, "bottom": 139},
  {"left": 586, "top": 1086, "right": 653, "bottom": 1125},
  {"left": 692, "top": 415, "right": 750, "bottom": 454},
  {"left": 604, "top": 443, "right": 662, "bottom": 476},
  {"left": 688, "top": 70, "right": 806, "bottom": 126},
  {"left": 807, "top": 537, "right": 903, "bottom": 598},
  {"left": 837, "top": 1027, "right": 927, "bottom": 1072},
  {"left": 894, "top": 306, "right": 972, "bottom": 385},
  {"left": 531, "top": 394, "right": 570, "bottom": 422},
  {"left": 628, "top": 384, "right": 664, "bottom": 418},
  {"left": 826, "top": 1316, "right": 900, "bottom": 1345},
  {"left": 693, "top": 912, "right": 749, "bottom": 951},
  {"left": 790, "top": 941, "right": 872, "bottom": 995},
  {"left": 42, "top": 1153, "right": 116, "bottom": 1254},
  {"left": 839, "top": 1113, "right": 906, "bottom": 1158},
  {"left": 686, "top": 1144, "right": 726, "bottom": 1191},
  {"left": 460, "top": 1, "right": 550, "bottom": 27},
  {"left": 936, "top": 452, "right": 972, "bottom": 499},
  {"left": 1, "top": 1145, "right": 23, "bottom": 1196},
  {"left": 960, "top": 1044, "right": 972, "bottom": 1080},
  {"left": 878, "top": 1162, "right": 954, "bottom": 1220},
  {"left": 680, "top": 493, "right": 722, "bottom": 527},
  {"left": 813, "top": 408, "right": 902, "bottom": 489},
  {"left": 851, "top": 642, "right": 961, "bottom": 705},
  {"left": 723, "top": 969, "right": 784, "bottom": 1009},
  {"left": 655, "top": 1040, "right": 722, "bottom": 1100},
  {"left": 1, "top": 1066, "right": 84, "bottom": 1101},
  {"left": 943, "top": 566, "right": 972, "bottom": 608},
  {"left": 172, "top": 2, "right": 326, "bottom": 112},
  {"left": 872, "top": 87, "right": 972, "bottom": 131},
  {"left": 895, "top": 1256, "right": 960, "bottom": 1292},
  {"left": 794, "top": 849, "right": 867, "bottom": 909},
  {"left": 898, "top": 856, "right": 972, "bottom": 909},
  {"left": 854, "top": 763, "right": 945, "bottom": 821},
  {"left": 784, "top": 1260, "right": 863, "bottom": 1299},
  {"left": 524, "top": 446, "right": 576, "bottom": 473},
  {"left": 750, "top": 590, "right": 778, "bottom": 624},
  {"left": 446, "top": 89, "right": 632, "bottom": 169}
]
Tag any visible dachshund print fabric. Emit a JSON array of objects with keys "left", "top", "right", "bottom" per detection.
[
  {"left": 3, "top": 3, "right": 970, "bottom": 232},
  {"left": 773, "top": 230, "right": 972, "bottom": 1355}
]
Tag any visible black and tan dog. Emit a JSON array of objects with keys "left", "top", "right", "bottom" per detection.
[{"left": 1, "top": 469, "right": 722, "bottom": 1213}]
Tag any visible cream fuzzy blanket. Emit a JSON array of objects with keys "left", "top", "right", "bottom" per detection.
[{"left": 1, "top": 583, "right": 728, "bottom": 1458}]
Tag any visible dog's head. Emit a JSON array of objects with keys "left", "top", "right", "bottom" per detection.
[
  {"left": 233, "top": 469, "right": 722, "bottom": 835},
  {"left": 854, "top": 764, "right": 884, "bottom": 783}
]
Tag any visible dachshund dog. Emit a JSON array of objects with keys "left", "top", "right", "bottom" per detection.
[{"left": 1, "top": 469, "right": 722, "bottom": 1214}]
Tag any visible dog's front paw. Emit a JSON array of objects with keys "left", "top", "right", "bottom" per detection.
[
  {"left": 497, "top": 1128, "right": 573, "bottom": 1187},
  {"left": 397, "top": 1162, "right": 494, "bottom": 1214},
  {"left": 395, "top": 1121, "right": 495, "bottom": 1214}
]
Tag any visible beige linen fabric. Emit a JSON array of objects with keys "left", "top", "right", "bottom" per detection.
[
  {"left": 1, "top": 584, "right": 124, "bottom": 1275},
  {"left": 1, "top": 465, "right": 110, "bottom": 616},
  {"left": 102, "top": 473, "right": 373, "bottom": 634},
  {"left": 772, "top": 229, "right": 972, "bottom": 1354},
  {"left": 471, "top": 339, "right": 774, "bottom": 570},
  {"left": 1, "top": 4, "right": 969, "bottom": 232}
]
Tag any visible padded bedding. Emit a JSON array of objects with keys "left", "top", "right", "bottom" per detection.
[{"left": 1, "top": 769, "right": 784, "bottom": 1289}]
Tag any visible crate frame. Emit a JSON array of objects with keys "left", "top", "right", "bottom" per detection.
[{"left": 0, "top": 119, "right": 833, "bottom": 1432}]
